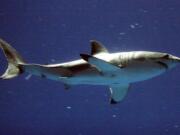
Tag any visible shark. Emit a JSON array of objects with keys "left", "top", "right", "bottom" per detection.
[{"left": 0, "top": 39, "right": 180, "bottom": 104}]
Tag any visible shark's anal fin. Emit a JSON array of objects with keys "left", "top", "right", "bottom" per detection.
[
  {"left": 80, "top": 54, "right": 121, "bottom": 73},
  {"left": 109, "top": 84, "right": 130, "bottom": 104}
]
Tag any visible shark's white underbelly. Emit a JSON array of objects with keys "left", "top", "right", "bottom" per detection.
[{"left": 63, "top": 62, "right": 167, "bottom": 85}]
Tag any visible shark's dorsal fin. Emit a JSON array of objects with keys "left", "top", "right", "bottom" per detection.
[{"left": 90, "top": 40, "right": 109, "bottom": 55}]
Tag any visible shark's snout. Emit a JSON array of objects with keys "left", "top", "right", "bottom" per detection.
[
  {"left": 170, "top": 55, "right": 180, "bottom": 63},
  {"left": 159, "top": 54, "right": 180, "bottom": 69}
]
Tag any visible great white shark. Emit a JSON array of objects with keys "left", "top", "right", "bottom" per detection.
[{"left": 0, "top": 39, "right": 180, "bottom": 104}]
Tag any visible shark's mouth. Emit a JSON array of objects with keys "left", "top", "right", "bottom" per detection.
[{"left": 156, "top": 61, "right": 168, "bottom": 70}]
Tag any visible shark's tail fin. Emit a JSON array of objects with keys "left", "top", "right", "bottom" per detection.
[{"left": 0, "top": 39, "right": 25, "bottom": 79}]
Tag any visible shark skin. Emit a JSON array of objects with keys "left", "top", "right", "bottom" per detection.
[{"left": 0, "top": 39, "right": 180, "bottom": 104}]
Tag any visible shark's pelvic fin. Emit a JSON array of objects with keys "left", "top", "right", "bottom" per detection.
[
  {"left": 110, "top": 84, "right": 130, "bottom": 104},
  {"left": 90, "top": 40, "right": 109, "bottom": 55},
  {"left": 80, "top": 54, "right": 120, "bottom": 73}
]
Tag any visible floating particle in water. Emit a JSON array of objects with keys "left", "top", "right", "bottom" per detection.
[
  {"left": 161, "top": 106, "right": 167, "bottom": 110},
  {"left": 139, "top": 9, "right": 148, "bottom": 13},
  {"left": 92, "top": 4, "right": 97, "bottom": 8},
  {"left": 130, "top": 24, "right": 136, "bottom": 29},
  {"left": 174, "top": 125, "right": 179, "bottom": 128},
  {"left": 165, "top": 129, "right": 169, "bottom": 132},
  {"left": 66, "top": 106, "right": 72, "bottom": 109},
  {"left": 51, "top": 59, "right": 56, "bottom": 62},
  {"left": 169, "top": 7, "right": 175, "bottom": 10},
  {"left": 119, "top": 32, "right": 126, "bottom": 35},
  {"left": 112, "top": 114, "right": 117, "bottom": 118},
  {"left": 85, "top": 99, "right": 89, "bottom": 102},
  {"left": 137, "top": 126, "right": 143, "bottom": 129},
  {"left": 7, "top": 91, "right": 13, "bottom": 94},
  {"left": 134, "top": 23, "right": 139, "bottom": 26},
  {"left": 0, "top": 12, "right": 5, "bottom": 16},
  {"left": 61, "top": 23, "right": 66, "bottom": 27},
  {"left": 109, "top": 24, "right": 115, "bottom": 28},
  {"left": 41, "top": 43, "right": 47, "bottom": 47}
]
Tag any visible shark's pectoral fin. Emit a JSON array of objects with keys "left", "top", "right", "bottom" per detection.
[
  {"left": 109, "top": 84, "right": 130, "bottom": 104},
  {"left": 80, "top": 54, "right": 121, "bottom": 73}
]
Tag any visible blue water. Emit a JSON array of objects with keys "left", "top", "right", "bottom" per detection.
[{"left": 0, "top": 0, "right": 180, "bottom": 135}]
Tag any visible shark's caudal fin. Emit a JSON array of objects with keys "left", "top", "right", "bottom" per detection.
[
  {"left": 90, "top": 40, "right": 109, "bottom": 55},
  {"left": 0, "top": 39, "right": 25, "bottom": 79}
]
